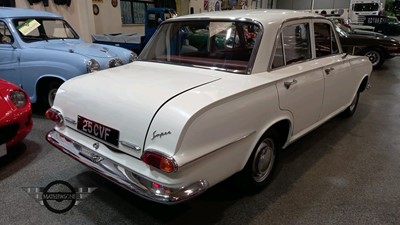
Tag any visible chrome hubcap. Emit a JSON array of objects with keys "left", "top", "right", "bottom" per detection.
[
  {"left": 365, "top": 51, "right": 380, "bottom": 66},
  {"left": 252, "top": 138, "right": 275, "bottom": 183},
  {"left": 48, "top": 89, "right": 57, "bottom": 107}
]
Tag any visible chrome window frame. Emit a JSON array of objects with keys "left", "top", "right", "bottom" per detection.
[{"left": 268, "top": 17, "right": 344, "bottom": 72}]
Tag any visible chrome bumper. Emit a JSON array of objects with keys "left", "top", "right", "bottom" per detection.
[{"left": 46, "top": 129, "right": 209, "bottom": 204}]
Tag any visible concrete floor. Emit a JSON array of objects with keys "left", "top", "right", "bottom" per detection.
[{"left": 1, "top": 57, "right": 400, "bottom": 225}]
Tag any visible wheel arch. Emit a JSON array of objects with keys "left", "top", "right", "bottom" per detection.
[
  {"left": 232, "top": 115, "right": 293, "bottom": 173},
  {"left": 363, "top": 45, "right": 387, "bottom": 55},
  {"left": 35, "top": 75, "right": 66, "bottom": 102},
  {"left": 234, "top": 117, "right": 292, "bottom": 190},
  {"left": 373, "top": 46, "right": 391, "bottom": 58},
  {"left": 251, "top": 117, "right": 292, "bottom": 156},
  {"left": 267, "top": 119, "right": 291, "bottom": 150},
  {"left": 359, "top": 75, "right": 369, "bottom": 93}
]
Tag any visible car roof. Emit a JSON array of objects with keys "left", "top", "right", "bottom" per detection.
[
  {"left": 172, "top": 9, "right": 324, "bottom": 24},
  {"left": 0, "top": 7, "right": 62, "bottom": 19}
]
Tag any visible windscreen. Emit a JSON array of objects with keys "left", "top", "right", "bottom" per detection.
[
  {"left": 354, "top": 3, "right": 379, "bottom": 11},
  {"left": 13, "top": 18, "right": 79, "bottom": 42}
]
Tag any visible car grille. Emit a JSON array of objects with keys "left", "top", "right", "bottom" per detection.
[{"left": 0, "top": 123, "right": 19, "bottom": 145}]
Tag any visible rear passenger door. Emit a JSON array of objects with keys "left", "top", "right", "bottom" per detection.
[
  {"left": 273, "top": 20, "right": 325, "bottom": 136},
  {"left": 313, "top": 20, "right": 353, "bottom": 119}
]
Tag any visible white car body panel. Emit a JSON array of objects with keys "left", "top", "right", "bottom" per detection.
[
  {"left": 55, "top": 62, "right": 221, "bottom": 158},
  {"left": 275, "top": 61, "right": 325, "bottom": 135},
  {"left": 46, "top": 9, "right": 372, "bottom": 204}
]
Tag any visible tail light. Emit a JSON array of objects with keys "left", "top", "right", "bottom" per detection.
[
  {"left": 141, "top": 151, "right": 178, "bottom": 173},
  {"left": 45, "top": 108, "right": 64, "bottom": 127}
]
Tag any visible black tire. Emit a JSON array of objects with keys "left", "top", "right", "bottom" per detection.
[
  {"left": 364, "top": 48, "right": 384, "bottom": 69},
  {"left": 341, "top": 90, "right": 360, "bottom": 117},
  {"left": 237, "top": 128, "right": 281, "bottom": 192},
  {"left": 42, "top": 81, "right": 63, "bottom": 109}
]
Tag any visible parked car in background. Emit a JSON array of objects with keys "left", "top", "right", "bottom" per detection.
[
  {"left": 387, "top": 16, "right": 400, "bottom": 34},
  {"left": 0, "top": 79, "right": 32, "bottom": 157},
  {"left": 333, "top": 20, "right": 400, "bottom": 69},
  {"left": 324, "top": 15, "right": 376, "bottom": 31},
  {"left": 92, "top": 8, "right": 177, "bottom": 54},
  {"left": 363, "top": 15, "right": 400, "bottom": 36},
  {"left": 46, "top": 10, "right": 371, "bottom": 204},
  {"left": 0, "top": 7, "right": 136, "bottom": 108}
]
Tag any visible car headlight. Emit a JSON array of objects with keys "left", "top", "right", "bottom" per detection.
[
  {"left": 129, "top": 52, "right": 138, "bottom": 62},
  {"left": 109, "top": 58, "right": 123, "bottom": 68},
  {"left": 10, "top": 90, "right": 27, "bottom": 108},
  {"left": 87, "top": 59, "right": 100, "bottom": 73}
]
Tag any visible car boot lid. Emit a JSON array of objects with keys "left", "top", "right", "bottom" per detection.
[{"left": 53, "top": 62, "right": 221, "bottom": 158}]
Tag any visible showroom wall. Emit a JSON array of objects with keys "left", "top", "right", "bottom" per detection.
[
  {"left": 16, "top": 0, "right": 95, "bottom": 42},
  {"left": 13, "top": 0, "right": 372, "bottom": 43},
  {"left": 15, "top": 0, "right": 154, "bottom": 43},
  {"left": 189, "top": 0, "right": 259, "bottom": 14},
  {"left": 276, "top": 0, "right": 350, "bottom": 10},
  {"left": 91, "top": 0, "right": 130, "bottom": 35}
]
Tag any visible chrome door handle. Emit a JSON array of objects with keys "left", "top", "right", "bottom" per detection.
[
  {"left": 325, "top": 67, "right": 335, "bottom": 75},
  {"left": 284, "top": 79, "right": 297, "bottom": 89}
]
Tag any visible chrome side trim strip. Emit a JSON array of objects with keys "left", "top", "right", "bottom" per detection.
[
  {"left": 119, "top": 140, "right": 141, "bottom": 151},
  {"left": 46, "top": 129, "right": 209, "bottom": 204},
  {"left": 64, "top": 117, "right": 77, "bottom": 124},
  {"left": 181, "top": 131, "right": 256, "bottom": 167}
]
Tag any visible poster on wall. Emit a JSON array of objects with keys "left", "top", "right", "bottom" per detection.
[{"left": 204, "top": 0, "right": 208, "bottom": 11}]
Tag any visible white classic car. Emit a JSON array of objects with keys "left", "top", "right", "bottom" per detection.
[{"left": 46, "top": 10, "right": 372, "bottom": 204}]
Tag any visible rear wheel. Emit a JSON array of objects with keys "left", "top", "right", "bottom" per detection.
[
  {"left": 42, "top": 81, "right": 63, "bottom": 109},
  {"left": 237, "top": 129, "right": 280, "bottom": 192},
  {"left": 364, "top": 48, "right": 384, "bottom": 69}
]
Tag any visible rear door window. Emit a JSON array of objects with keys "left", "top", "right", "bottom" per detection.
[
  {"left": 272, "top": 21, "right": 311, "bottom": 69},
  {"left": 314, "top": 22, "right": 340, "bottom": 58}
]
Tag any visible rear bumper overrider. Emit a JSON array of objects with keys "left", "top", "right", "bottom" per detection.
[{"left": 46, "top": 129, "right": 209, "bottom": 204}]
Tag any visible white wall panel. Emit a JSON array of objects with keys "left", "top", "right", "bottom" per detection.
[
  {"left": 276, "top": 0, "right": 350, "bottom": 10},
  {"left": 333, "top": 0, "right": 351, "bottom": 8},
  {"left": 276, "top": 0, "right": 293, "bottom": 9},
  {"left": 293, "top": 0, "right": 312, "bottom": 10},
  {"left": 314, "top": 1, "right": 335, "bottom": 9}
]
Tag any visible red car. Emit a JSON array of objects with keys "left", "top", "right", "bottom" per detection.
[{"left": 0, "top": 80, "right": 32, "bottom": 157}]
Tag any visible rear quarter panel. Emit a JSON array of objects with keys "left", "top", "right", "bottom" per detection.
[
  {"left": 146, "top": 74, "right": 292, "bottom": 187},
  {"left": 348, "top": 55, "right": 372, "bottom": 90}
]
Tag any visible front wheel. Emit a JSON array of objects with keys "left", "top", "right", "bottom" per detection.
[
  {"left": 341, "top": 91, "right": 360, "bottom": 117},
  {"left": 364, "top": 48, "right": 384, "bottom": 69},
  {"left": 237, "top": 129, "right": 280, "bottom": 192}
]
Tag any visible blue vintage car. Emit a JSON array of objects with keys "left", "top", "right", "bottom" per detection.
[{"left": 0, "top": 7, "right": 135, "bottom": 107}]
